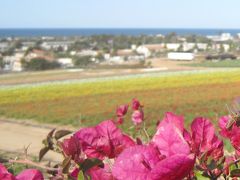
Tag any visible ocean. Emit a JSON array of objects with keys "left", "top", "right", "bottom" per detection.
[{"left": 0, "top": 28, "right": 240, "bottom": 37}]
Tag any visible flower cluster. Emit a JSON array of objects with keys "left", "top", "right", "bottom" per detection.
[
  {"left": 2, "top": 98, "right": 240, "bottom": 179},
  {"left": 0, "top": 164, "right": 43, "bottom": 180}
]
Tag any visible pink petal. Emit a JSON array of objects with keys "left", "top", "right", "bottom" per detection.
[
  {"left": 117, "top": 117, "right": 124, "bottom": 125},
  {"left": 191, "top": 117, "right": 215, "bottom": 155},
  {"left": 191, "top": 117, "right": 223, "bottom": 159},
  {"left": 132, "top": 98, "right": 141, "bottom": 110},
  {"left": 151, "top": 154, "right": 195, "bottom": 180},
  {"left": 152, "top": 113, "right": 190, "bottom": 157},
  {"left": 61, "top": 136, "right": 81, "bottom": 162},
  {"left": 70, "top": 168, "right": 79, "bottom": 179},
  {"left": 131, "top": 110, "right": 144, "bottom": 125},
  {"left": 87, "top": 164, "right": 113, "bottom": 180},
  {"left": 183, "top": 129, "right": 192, "bottom": 145},
  {"left": 16, "top": 169, "right": 44, "bottom": 180},
  {"left": 209, "top": 135, "right": 224, "bottom": 160},
  {"left": 230, "top": 130, "right": 240, "bottom": 152},
  {"left": 74, "top": 126, "right": 105, "bottom": 159},
  {"left": 75, "top": 120, "right": 135, "bottom": 159},
  {"left": 218, "top": 116, "right": 231, "bottom": 138},
  {"left": 0, "top": 164, "right": 15, "bottom": 180},
  {"left": 116, "top": 105, "right": 128, "bottom": 117},
  {"left": 112, "top": 145, "right": 163, "bottom": 180},
  {"left": 157, "top": 112, "right": 184, "bottom": 132}
]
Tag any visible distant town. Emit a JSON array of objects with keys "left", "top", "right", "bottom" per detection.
[{"left": 0, "top": 32, "right": 240, "bottom": 72}]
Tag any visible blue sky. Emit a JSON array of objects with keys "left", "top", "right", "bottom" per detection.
[{"left": 1, "top": 0, "right": 240, "bottom": 28}]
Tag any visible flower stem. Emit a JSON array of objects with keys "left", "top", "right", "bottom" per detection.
[
  {"left": 143, "top": 122, "right": 150, "bottom": 142},
  {"left": 9, "top": 159, "right": 59, "bottom": 172}
]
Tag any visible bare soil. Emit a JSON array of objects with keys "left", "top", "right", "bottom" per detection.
[{"left": 0, "top": 119, "right": 70, "bottom": 161}]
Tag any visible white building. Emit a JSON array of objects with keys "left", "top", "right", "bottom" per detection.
[
  {"left": 41, "top": 41, "right": 74, "bottom": 51},
  {"left": 182, "top": 43, "right": 195, "bottom": 51},
  {"left": 167, "top": 52, "right": 195, "bottom": 61},
  {"left": 108, "top": 56, "right": 125, "bottom": 64},
  {"left": 156, "top": 34, "right": 165, "bottom": 38},
  {"left": 70, "top": 51, "right": 77, "bottom": 56},
  {"left": 57, "top": 58, "right": 73, "bottom": 68},
  {"left": 136, "top": 46, "right": 151, "bottom": 58},
  {"left": 127, "top": 55, "right": 145, "bottom": 61},
  {"left": 77, "top": 50, "right": 98, "bottom": 57},
  {"left": 0, "top": 42, "right": 10, "bottom": 52},
  {"left": 166, "top": 43, "right": 181, "bottom": 51},
  {"left": 222, "top": 44, "right": 230, "bottom": 52},
  {"left": 12, "top": 60, "right": 22, "bottom": 71},
  {"left": 3, "top": 53, "right": 24, "bottom": 71},
  {"left": 131, "top": 44, "right": 137, "bottom": 50},
  {"left": 104, "top": 53, "right": 111, "bottom": 61},
  {"left": 213, "top": 44, "right": 230, "bottom": 52},
  {"left": 220, "top": 33, "right": 233, "bottom": 41},
  {"left": 22, "top": 41, "right": 35, "bottom": 47},
  {"left": 207, "top": 33, "right": 233, "bottom": 42},
  {"left": 197, "top": 43, "right": 208, "bottom": 50},
  {"left": 41, "top": 36, "right": 55, "bottom": 41}
]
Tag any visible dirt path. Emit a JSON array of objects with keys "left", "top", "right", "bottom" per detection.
[{"left": 0, "top": 119, "right": 68, "bottom": 161}]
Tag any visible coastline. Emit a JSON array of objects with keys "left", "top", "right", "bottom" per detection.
[{"left": 0, "top": 28, "right": 240, "bottom": 37}]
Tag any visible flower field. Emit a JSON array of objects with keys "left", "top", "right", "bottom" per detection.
[{"left": 0, "top": 69, "right": 240, "bottom": 132}]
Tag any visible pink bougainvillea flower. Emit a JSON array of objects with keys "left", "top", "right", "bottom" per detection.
[
  {"left": 208, "top": 135, "right": 224, "bottom": 160},
  {"left": 229, "top": 129, "right": 240, "bottom": 152},
  {"left": 223, "top": 156, "right": 235, "bottom": 175},
  {"left": 70, "top": 168, "right": 80, "bottom": 180},
  {"left": 0, "top": 163, "right": 15, "bottom": 180},
  {"left": 219, "top": 116, "right": 232, "bottom": 138},
  {"left": 70, "top": 164, "right": 113, "bottom": 180},
  {"left": 61, "top": 136, "right": 82, "bottom": 162},
  {"left": 16, "top": 169, "right": 44, "bottom": 180},
  {"left": 218, "top": 116, "right": 240, "bottom": 153},
  {"left": 136, "top": 137, "right": 143, "bottom": 145},
  {"left": 152, "top": 112, "right": 190, "bottom": 157},
  {"left": 157, "top": 112, "right": 184, "bottom": 132},
  {"left": 87, "top": 164, "right": 114, "bottom": 180},
  {"left": 131, "top": 110, "right": 144, "bottom": 125},
  {"left": 112, "top": 145, "right": 164, "bottom": 180},
  {"left": 116, "top": 117, "right": 124, "bottom": 125},
  {"left": 74, "top": 120, "right": 135, "bottom": 159},
  {"left": 116, "top": 105, "right": 128, "bottom": 117},
  {"left": 183, "top": 129, "right": 192, "bottom": 145},
  {"left": 112, "top": 145, "right": 194, "bottom": 180},
  {"left": 0, "top": 164, "right": 44, "bottom": 180},
  {"left": 191, "top": 117, "right": 214, "bottom": 154},
  {"left": 191, "top": 117, "right": 223, "bottom": 160},
  {"left": 132, "top": 98, "right": 141, "bottom": 110},
  {"left": 151, "top": 154, "right": 195, "bottom": 180}
]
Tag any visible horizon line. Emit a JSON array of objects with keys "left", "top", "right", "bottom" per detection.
[{"left": 1, "top": 27, "right": 240, "bottom": 30}]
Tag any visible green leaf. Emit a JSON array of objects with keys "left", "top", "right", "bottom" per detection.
[
  {"left": 231, "top": 169, "right": 240, "bottom": 177},
  {"left": 54, "top": 130, "right": 72, "bottom": 140},
  {"left": 78, "top": 171, "right": 85, "bottom": 180},
  {"left": 79, "top": 158, "right": 104, "bottom": 173},
  {"left": 206, "top": 159, "right": 217, "bottom": 170},
  {"left": 195, "top": 171, "right": 209, "bottom": 180}
]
